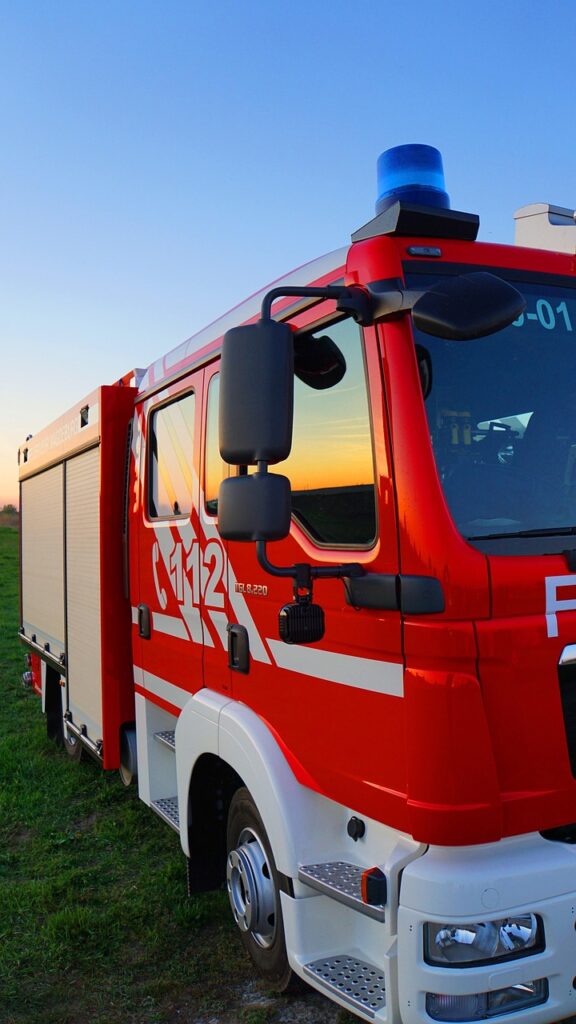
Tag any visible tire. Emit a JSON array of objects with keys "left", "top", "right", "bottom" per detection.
[
  {"left": 119, "top": 725, "right": 138, "bottom": 786},
  {"left": 226, "top": 787, "right": 296, "bottom": 992},
  {"left": 63, "top": 721, "right": 83, "bottom": 762},
  {"left": 45, "top": 667, "right": 82, "bottom": 762}
]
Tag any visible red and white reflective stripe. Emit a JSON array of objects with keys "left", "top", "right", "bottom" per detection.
[
  {"left": 267, "top": 640, "right": 404, "bottom": 697},
  {"left": 133, "top": 664, "right": 190, "bottom": 710},
  {"left": 133, "top": 623, "right": 403, "bottom": 698},
  {"left": 132, "top": 474, "right": 403, "bottom": 695},
  {"left": 152, "top": 612, "right": 189, "bottom": 641}
]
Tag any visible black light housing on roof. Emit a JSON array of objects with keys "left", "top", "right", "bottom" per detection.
[{"left": 352, "top": 201, "right": 480, "bottom": 243}]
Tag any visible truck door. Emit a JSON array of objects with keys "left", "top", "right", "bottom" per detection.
[
  {"left": 134, "top": 371, "right": 213, "bottom": 713},
  {"left": 209, "top": 315, "right": 404, "bottom": 822}
]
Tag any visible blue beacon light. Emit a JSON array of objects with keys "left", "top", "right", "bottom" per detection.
[{"left": 375, "top": 144, "right": 450, "bottom": 215}]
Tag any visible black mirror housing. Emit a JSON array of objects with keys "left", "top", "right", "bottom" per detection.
[
  {"left": 218, "top": 472, "right": 291, "bottom": 541},
  {"left": 412, "top": 272, "right": 526, "bottom": 340},
  {"left": 219, "top": 320, "right": 294, "bottom": 465}
]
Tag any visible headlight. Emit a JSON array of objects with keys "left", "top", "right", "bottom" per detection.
[
  {"left": 426, "top": 979, "right": 548, "bottom": 1021},
  {"left": 425, "top": 915, "right": 543, "bottom": 966}
]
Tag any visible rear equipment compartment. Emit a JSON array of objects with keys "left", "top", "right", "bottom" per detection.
[{"left": 19, "top": 380, "right": 137, "bottom": 767}]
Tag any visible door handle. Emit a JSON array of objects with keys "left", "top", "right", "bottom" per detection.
[
  {"left": 227, "top": 623, "right": 249, "bottom": 673},
  {"left": 138, "top": 604, "right": 151, "bottom": 640}
]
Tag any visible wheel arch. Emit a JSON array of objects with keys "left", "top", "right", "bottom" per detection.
[{"left": 176, "top": 689, "right": 323, "bottom": 879}]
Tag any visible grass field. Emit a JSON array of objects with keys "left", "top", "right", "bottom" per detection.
[{"left": 0, "top": 528, "right": 349, "bottom": 1024}]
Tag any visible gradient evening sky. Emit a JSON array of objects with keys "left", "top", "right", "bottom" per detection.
[{"left": 1, "top": 0, "right": 576, "bottom": 505}]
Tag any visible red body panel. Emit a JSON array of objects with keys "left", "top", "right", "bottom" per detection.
[
  {"left": 476, "top": 554, "right": 576, "bottom": 838},
  {"left": 99, "top": 386, "right": 137, "bottom": 768}
]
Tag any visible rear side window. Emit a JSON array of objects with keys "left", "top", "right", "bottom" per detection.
[
  {"left": 281, "top": 317, "right": 376, "bottom": 546},
  {"left": 149, "top": 393, "right": 195, "bottom": 518}
]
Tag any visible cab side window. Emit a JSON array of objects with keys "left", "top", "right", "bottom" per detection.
[
  {"left": 149, "top": 392, "right": 195, "bottom": 518},
  {"left": 282, "top": 318, "right": 376, "bottom": 546},
  {"left": 204, "top": 374, "right": 228, "bottom": 515}
]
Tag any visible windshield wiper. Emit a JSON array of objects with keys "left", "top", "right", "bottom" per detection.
[{"left": 466, "top": 527, "right": 576, "bottom": 541}]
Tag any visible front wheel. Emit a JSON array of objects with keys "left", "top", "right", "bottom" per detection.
[{"left": 226, "top": 787, "right": 296, "bottom": 992}]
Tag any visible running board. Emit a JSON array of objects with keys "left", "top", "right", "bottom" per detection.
[
  {"left": 151, "top": 796, "right": 180, "bottom": 832},
  {"left": 298, "top": 862, "right": 385, "bottom": 921},
  {"left": 304, "top": 955, "right": 386, "bottom": 1019},
  {"left": 154, "top": 730, "right": 175, "bottom": 750}
]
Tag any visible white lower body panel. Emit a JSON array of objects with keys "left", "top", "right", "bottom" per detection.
[
  {"left": 134, "top": 687, "right": 576, "bottom": 1024},
  {"left": 397, "top": 833, "right": 576, "bottom": 1024}
]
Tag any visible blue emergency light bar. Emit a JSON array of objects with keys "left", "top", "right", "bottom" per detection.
[
  {"left": 351, "top": 143, "right": 478, "bottom": 243},
  {"left": 375, "top": 144, "right": 450, "bottom": 215}
]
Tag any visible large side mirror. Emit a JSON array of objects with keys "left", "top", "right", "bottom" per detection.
[
  {"left": 412, "top": 272, "right": 525, "bottom": 340},
  {"left": 217, "top": 290, "right": 366, "bottom": 641},
  {"left": 219, "top": 319, "right": 294, "bottom": 465},
  {"left": 218, "top": 472, "right": 291, "bottom": 541}
]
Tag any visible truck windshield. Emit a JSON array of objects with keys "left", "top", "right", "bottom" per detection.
[{"left": 407, "top": 267, "right": 576, "bottom": 554}]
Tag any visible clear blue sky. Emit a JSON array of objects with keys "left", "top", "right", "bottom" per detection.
[{"left": 2, "top": 0, "right": 576, "bottom": 504}]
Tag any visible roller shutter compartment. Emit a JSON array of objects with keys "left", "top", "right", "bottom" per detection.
[
  {"left": 66, "top": 446, "right": 103, "bottom": 740},
  {"left": 21, "top": 465, "right": 65, "bottom": 659}
]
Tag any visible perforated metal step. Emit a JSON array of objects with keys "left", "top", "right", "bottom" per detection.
[
  {"left": 298, "top": 861, "right": 385, "bottom": 921},
  {"left": 154, "top": 729, "right": 175, "bottom": 750},
  {"left": 151, "top": 796, "right": 179, "bottom": 832},
  {"left": 304, "top": 955, "right": 386, "bottom": 1018}
]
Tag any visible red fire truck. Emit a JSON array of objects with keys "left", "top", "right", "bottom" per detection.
[{"left": 19, "top": 144, "right": 576, "bottom": 1023}]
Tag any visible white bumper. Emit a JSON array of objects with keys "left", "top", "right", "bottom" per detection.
[{"left": 398, "top": 833, "right": 576, "bottom": 1024}]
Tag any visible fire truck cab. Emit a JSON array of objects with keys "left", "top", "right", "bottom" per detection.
[{"left": 19, "top": 145, "right": 576, "bottom": 1023}]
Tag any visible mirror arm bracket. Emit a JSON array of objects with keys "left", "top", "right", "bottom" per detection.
[
  {"left": 261, "top": 285, "right": 346, "bottom": 322},
  {"left": 364, "top": 281, "right": 423, "bottom": 320},
  {"left": 256, "top": 540, "right": 365, "bottom": 596},
  {"left": 260, "top": 281, "right": 425, "bottom": 328},
  {"left": 261, "top": 283, "right": 395, "bottom": 327},
  {"left": 258, "top": 274, "right": 525, "bottom": 340}
]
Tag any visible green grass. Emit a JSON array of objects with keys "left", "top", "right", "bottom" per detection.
[
  {"left": 0, "top": 528, "right": 252, "bottom": 1023},
  {"left": 0, "top": 528, "right": 356, "bottom": 1024}
]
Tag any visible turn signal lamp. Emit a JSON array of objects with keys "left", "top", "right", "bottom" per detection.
[
  {"left": 375, "top": 144, "right": 450, "bottom": 215},
  {"left": 426, "top": 980, "right": 548, "bottom": 1021}
]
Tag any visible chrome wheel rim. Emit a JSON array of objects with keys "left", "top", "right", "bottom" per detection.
[{"left": 226, "top": 826, "right": 276, "bottom": 948}]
